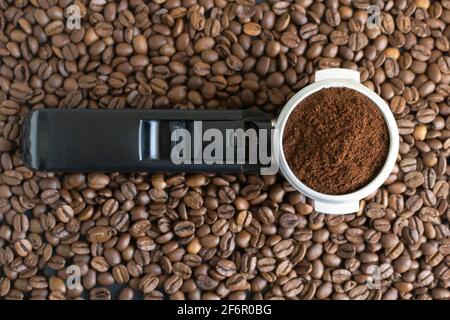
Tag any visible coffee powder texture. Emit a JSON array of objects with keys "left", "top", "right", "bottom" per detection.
[{"left": 283, "top": 87, "right": 390, "bottom": 195}]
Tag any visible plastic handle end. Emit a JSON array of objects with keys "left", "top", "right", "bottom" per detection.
[
  {"left": 314, "top": 200, "right": 359, "bottom": 215},
  {"left": 315, "top": 68, "right": 360, "bottom": 83}
]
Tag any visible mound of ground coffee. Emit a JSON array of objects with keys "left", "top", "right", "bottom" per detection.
[{"left": 283, "top": 87, "right": 390, "bottom": 195}]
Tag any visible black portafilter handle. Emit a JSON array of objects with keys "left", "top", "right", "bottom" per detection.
[{"left": 21, "top": 109, "right": 273, "bottom": 173}]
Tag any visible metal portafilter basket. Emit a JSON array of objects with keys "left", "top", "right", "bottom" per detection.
[{"left": 22, "top": 68, "right": 399, "bottom": 214}]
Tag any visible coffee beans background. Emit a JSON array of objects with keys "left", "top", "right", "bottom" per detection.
[{"left": 0, "top": 0, "right": 449, "bottom": 300}]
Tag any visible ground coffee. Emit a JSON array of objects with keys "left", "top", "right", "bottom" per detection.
[{"left": 283, "top": 87, "right": 390, "bottom": 195}]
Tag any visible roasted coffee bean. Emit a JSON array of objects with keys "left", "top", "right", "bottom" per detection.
[
  {"left": 164, "top": 275, "right": 183, "bottom": 295},
  {"left": 13, "top": 213, "right": 29, "bottom": 233},
  {"left": 108, "top": 72, "right": 127, "bottom": 89},
  {"left": 226, "top": 274, "right": 248, "bottom": 291},
  {"left": 14, "top": 239, "right": 32, "bottom": 257},
  {"left": 55, "top": 205, "right": 74, "bottom": 223},
  {"left": 257, "top": 257, "right": 276, "bottom": 272},
  {"left": 2, "top": 170, "right": 22, "bottom": 185},
  {"left": 196, "top": 274, "right": 218, "bottom": 291},
  {"left": 173, "top": 221, "right": 195, "bottom": 238},
  {"left": 90, "top": 288, "right": 111, "bottom": 300},
  {"left": 273, "top": 239, "right": 294, "bottom": 258},
  {"left": 91, "top": 256, "right": 110, "bottom": 273},
  {"left": 200, "top": 234, "right": 219, "bottom": 249},
  {"left": 40, "top": 189, "right": 60, "bottom": 204},
  {"left": 282, "top": 278, "right": 304, "bottom": 298},
  {"left": 243, "top": 22, "right": 261, "bottom": 36},
  {"left": 87, "top": 226, "right": 115, "bottom": 244},
  {"left": 183, "top": 191, "right": 203, "bottom": 209},
  {"left": 112, "top": 265, "right": 130, "bottom": 284},
  {"left": 0, "top": 277, "right": 11, "bottom": 297},
  {"left": 118, "top": 287, "right": 134, "bottom": 300},
  {"left": 139, "top": 274, "right": 159, "bottom": 294},
  {"left": 215, "top": 260, "right": 237, "bottom": 278},
  {"left": 87, "top": 174, "right": 110, "bottom": 189},
  {"left": 0, "top": 100, "right": 20, "bottom": 115}
]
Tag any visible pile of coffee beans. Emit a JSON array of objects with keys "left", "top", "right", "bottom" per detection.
[{"left": 0, "top": 0, "right": 449, "bottom": 300}]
